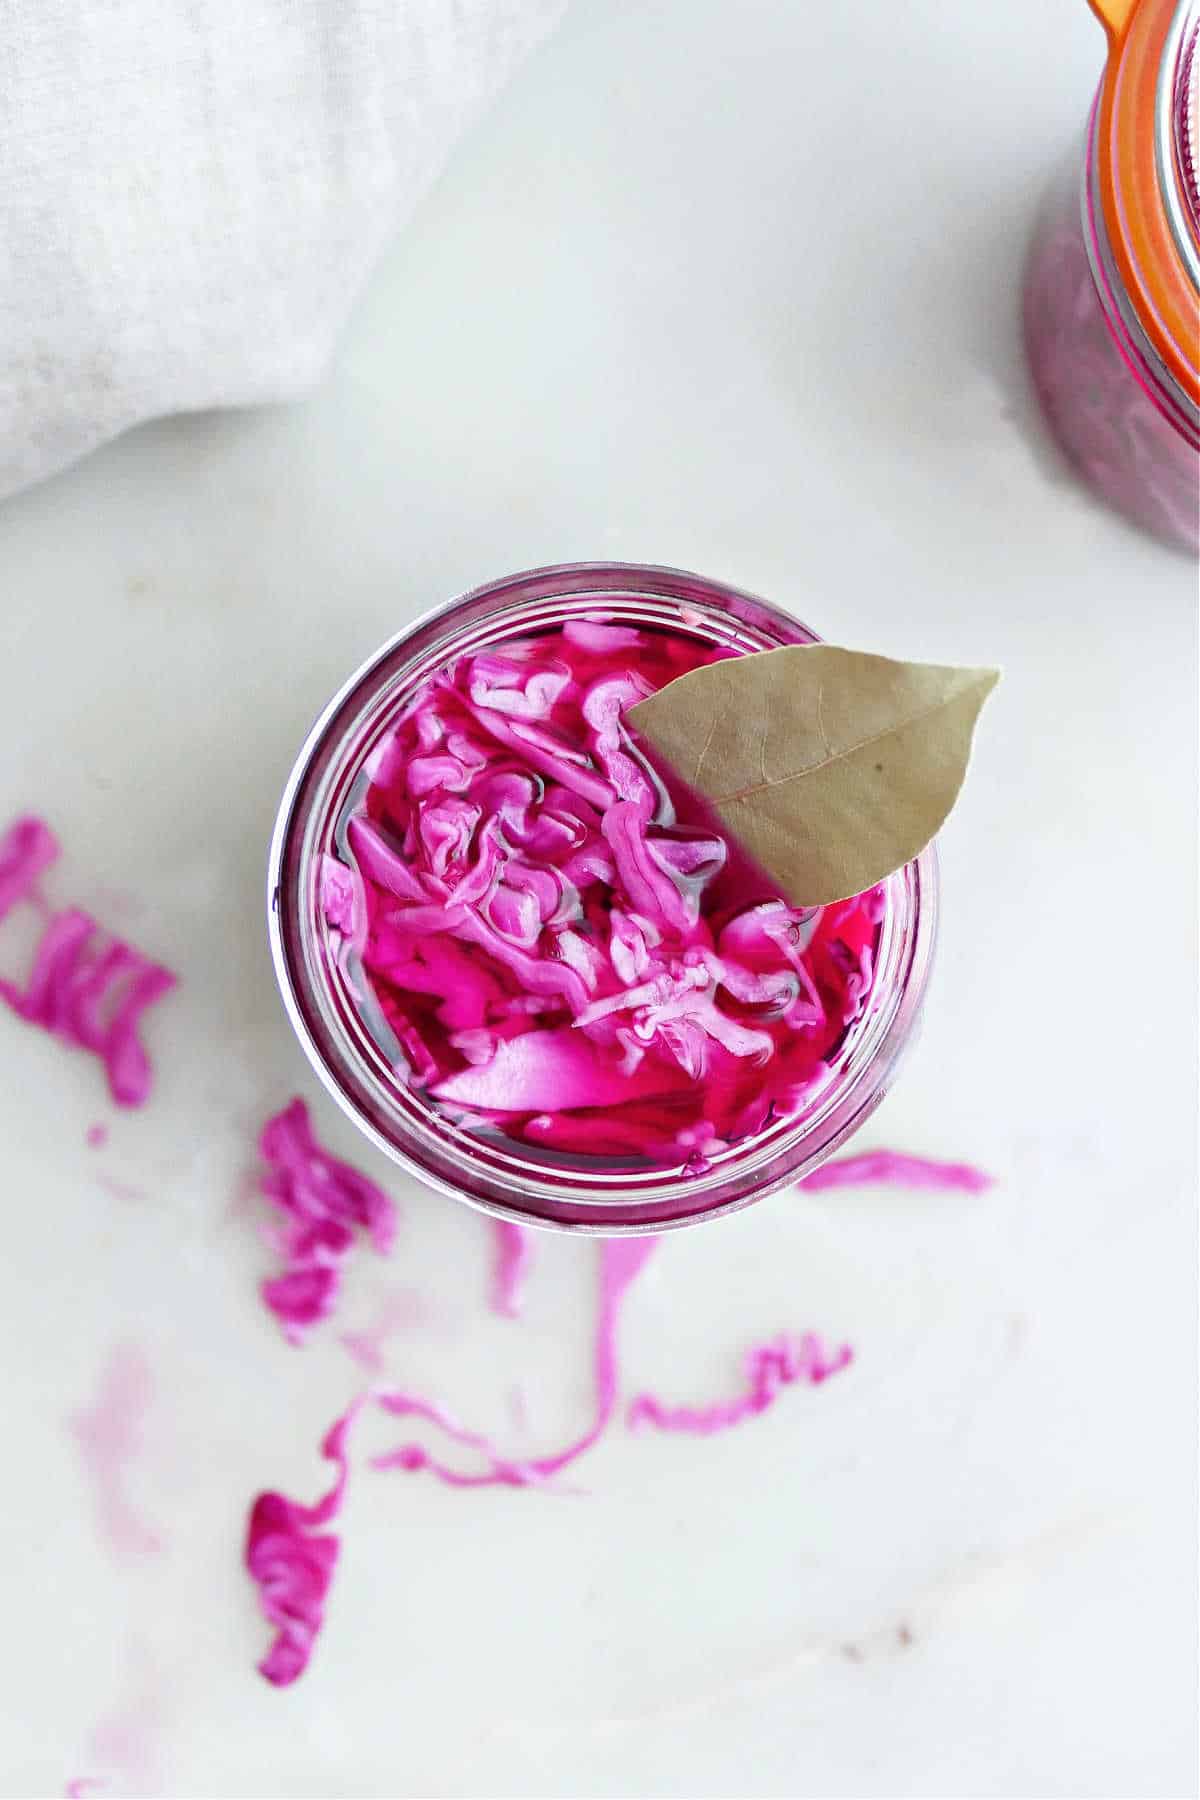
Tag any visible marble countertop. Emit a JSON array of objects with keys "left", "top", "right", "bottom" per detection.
[{"left": 1, "top": 1, "right": 1195, "bottom": 1794}]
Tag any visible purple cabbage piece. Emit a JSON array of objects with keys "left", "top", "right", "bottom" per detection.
[
  {"left": 0, "top": 818, "right": 177, "bottom": 1106},
  {"left": 257, "top": 1099, "right": 397, "bottom": 1343},
  {"left": 329, "top": 628, "right": 886, "bottom": 1166},
  {"left": 245, "top": 1400, "right": 361, "bottom": 1685}
]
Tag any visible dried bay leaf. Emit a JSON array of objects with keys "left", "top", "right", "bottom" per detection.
[{"left": 627, "top": 645, "right": 999, "bottom": 906}]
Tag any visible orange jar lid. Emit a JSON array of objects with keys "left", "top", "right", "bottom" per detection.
[{"left": 1089, "top": 0, "right": 1200, "bottom": 409}]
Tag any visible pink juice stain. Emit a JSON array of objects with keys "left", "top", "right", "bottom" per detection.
[
  {"left": 322, "top": 621, "right": 884, "bottom": 1174},
  {"left": 489, "top": 1217, "right": 534, "bottom": 1318},
  {"left": 95, "top": 1172, "right": 149, "bottom": 1205},
  {"left": 0, "top": 816, "right": 176, "bottom": 1106},
  {"left": 338, "top": 1287, "right": 426, "bottom": 1373},
  {"left": 67, "top": 1344, "right": 163, "bottom": 1558},
  {"left": 74, "top": 1652, "right": 167, "bottom": 1798}
]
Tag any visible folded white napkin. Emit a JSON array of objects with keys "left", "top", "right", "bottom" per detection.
[{"left": 0, "top": 0, "right": 564, "bottom": 498}]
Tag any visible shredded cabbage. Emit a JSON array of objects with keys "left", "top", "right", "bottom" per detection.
[
  {"left": 0, "top": 813, "right": 59, "bottom": 917},
  {"left": 245, "top": 1400, "right": 361, "bottom": 1686},
  {"left": 800, "top": 1150, "right": 993, "bottom": 1194},
  {"left": 0, "top": 816, "right": 176, "bottom": 1105},
  {"left": 241, "top": 1140, "right": 993, "bottom": 1687},
  {"left": 627, "top": 1331, "right": 853, "bottom": 1434},
  {"left": 256, "top": 1098, "right": 398, "bottom": 1343},
  {"left": 322, "top": 628, "right": 885, "bottom": 1169}
]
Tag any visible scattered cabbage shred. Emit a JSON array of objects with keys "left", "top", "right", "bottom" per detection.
[
  {"left": 0, "top": 815, "right": 175, "bottom": 1105},
  {"left": 256, "top": 1098, "right": 398, "bottom": 1343}
]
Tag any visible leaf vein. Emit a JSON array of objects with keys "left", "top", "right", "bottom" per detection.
[
  {"left": 716, "top": 692, "right": 970, "bottom": 805},
  {"left": 692, "top": 704, "right": 724, "bottom": 788}
]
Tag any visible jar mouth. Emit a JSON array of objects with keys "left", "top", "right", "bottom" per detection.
[
  {"left": 1093, "top": 0, "right": 1200, "bottom": 416},
  {"left": 1159, "top": 0, "right": 1200, "bottom": 285},
  {"left": 268, "top": 564, "right": 938, "bottom": 1233}
]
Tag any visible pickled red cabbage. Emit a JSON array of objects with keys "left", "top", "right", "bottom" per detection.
[
  {"left": 257, "top": 1098, "right": 397, "bottom": 1343},
  {"left": 245, "top": 1400, "right": 360, "bottom": 1686},
  {"left": 0, "top": 815, "right": 176, "bottom": 1106},
  {"left": 800, "top": 1150, "right": 992, "bottom": 1194},
  {"left": 323, "top": 625, "right": 886, "bottom": 1170}
]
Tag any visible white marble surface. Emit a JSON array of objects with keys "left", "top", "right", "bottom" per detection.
[{"left": 0, "top": 2, "right": 1196, "bottom": 1795}]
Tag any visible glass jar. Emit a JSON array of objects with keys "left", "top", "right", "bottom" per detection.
[
  {"left": 1023, "top": 0, "right": 1199, "bottom": 552},
  {"left": 268, "top": 563, "right": 937, "bottom": 1234}
]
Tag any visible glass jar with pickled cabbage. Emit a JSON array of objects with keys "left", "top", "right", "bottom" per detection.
[{"left": 268, "top": 564, "right": 937, "bottom": 1232}]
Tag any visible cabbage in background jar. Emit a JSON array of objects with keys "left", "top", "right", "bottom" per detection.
[{"left": 1024, "top": 0, "right": 1199, "bottom": 552}]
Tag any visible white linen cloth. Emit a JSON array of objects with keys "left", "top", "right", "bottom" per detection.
[{"left": 0, "top": 1, "right": 564, "bottom": 498}]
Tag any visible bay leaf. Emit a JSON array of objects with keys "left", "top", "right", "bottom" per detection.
[{"left": 626, "top": 645, "right": 999, "bottom": 906}]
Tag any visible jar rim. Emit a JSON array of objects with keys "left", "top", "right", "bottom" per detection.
[
  {"left": 267, "top": 564, "right": 938, "bottom": 1234},
  {"left": 1092, "top": 0, "right": 1200, "bottom": 413},
  {"left": 1158, "top": 0, "right": 1200, "bottom": 281}
]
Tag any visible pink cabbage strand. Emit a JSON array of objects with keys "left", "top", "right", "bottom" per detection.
[
  {"left": 0, "top": 813, "right": 59, "bottom": 917},
  {"left": 799, "top": 1150, "right": 993, "bottom": 1194},
  {"left": 627, "top": 1331, "right": 853, "bottom": 1435},
  {"left": 371, "top": 1237, "right": 657, "bottom": 1488},
  {"left": 244, "top": 1398, "right": 362, "bottom": 1687},
  {"left": 0, "top": 816, "right": 176, "bottom": 1106},
  {"left": 257, "top": 1098, "right": 398, "bottom": 1343},
  {"left": 370, "top": 1389, "right": 537, "bottom": 1489}
]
